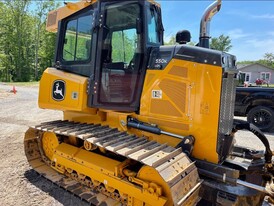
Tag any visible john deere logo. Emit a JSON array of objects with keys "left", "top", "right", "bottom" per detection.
[{"left": 52, "top": 80, "right": 65, "bottom": 101}]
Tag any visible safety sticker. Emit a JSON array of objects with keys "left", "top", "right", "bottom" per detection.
[{"left": 152, "top": 90, "right": 162, "bottom": 99}]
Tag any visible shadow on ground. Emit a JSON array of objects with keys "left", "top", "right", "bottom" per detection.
[{"left": 24, "top": 169, "right": 89, "bottom": 206}]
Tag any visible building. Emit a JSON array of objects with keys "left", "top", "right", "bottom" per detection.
[{"left": 237, "top": 63, "right": 274, "bottom": 85}]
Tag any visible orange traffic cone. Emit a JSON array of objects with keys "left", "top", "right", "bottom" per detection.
[{"left": 12, "top": 86, "right": 17, "bottom": 94}]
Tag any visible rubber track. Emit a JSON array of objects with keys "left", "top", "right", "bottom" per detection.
[{"left": 25, "top": 120, "right": 202, "bottom": 206}]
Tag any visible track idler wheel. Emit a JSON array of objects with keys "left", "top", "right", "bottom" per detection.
[{"left": 41, "top": 131, "right": 59, "bottom": 160}]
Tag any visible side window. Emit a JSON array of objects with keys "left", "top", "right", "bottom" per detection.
[
  {"left": 63, "top": 13, "right": 92, "bottom": 62},
  {"left": 266, "top": 73, "right": 270, "bottom": 80},
  {"left": 147, "top": 8, "right": 159, "bottom": 44},
  {"left": 63, "top": 20, "right": 77, "bottom": 61},
  {"left": 261, "top": 72, "right": 271, "bottom": 81},
  {"left": 111, "top": 29, "right": 136, "bottom": 64}
]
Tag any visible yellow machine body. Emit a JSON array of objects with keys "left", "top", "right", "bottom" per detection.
[
  {"left": 39, "top": 57, "right": 222, "bottom": 163},
  {"left": 46, "top": 0, "right": 160, "bottom": 32},
  {"left": 46, "top": 1, "right": 94, "bottom": 32}
]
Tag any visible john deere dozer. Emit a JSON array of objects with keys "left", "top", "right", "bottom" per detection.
[{"left": 24, "top": 0, "right": 274, "bottom": 205}]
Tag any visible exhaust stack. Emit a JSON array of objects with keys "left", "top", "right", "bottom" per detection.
[{"left": 199, "top": 0, "right": 222, "bottom": 48}]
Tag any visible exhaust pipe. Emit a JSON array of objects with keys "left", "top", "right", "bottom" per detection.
[{"left": 199, "top": 0, "right": 222, "bottom": 48}]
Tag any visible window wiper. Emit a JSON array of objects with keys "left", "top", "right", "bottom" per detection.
[
  {"left": 64, "top": 49, "right": 75, "bottom": 58},
  {"left": 63, "top": 49, "right": 81, "bottom": 61}
]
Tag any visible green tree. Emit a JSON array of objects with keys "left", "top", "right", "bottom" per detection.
[
  {"left": 10, "top": 0, "right": 32, "bottom": 81},
  {"left": 0, "top": 0, "right": 33, "bottom": 82},
  {"left": 33, "top": 0, "right": 56, "bottom": 80},
  {"left": 0, "top": 3, "right": 9, "bottom": 81},
  {"left": 210, "top": 34, "right": 232, "bottom": 52},
  {"left": 38, "top": 28, "right": 57, "bottom": 78},
  {"left": 165, "top": 36, "right": 176, "bottom": 45},
  {"left": 263, "top": 53, "right": 274, "bottom": 67},
  {"left": 237, "top": 53, "right": 274, "bottom": 69},
  {"left": 0, "top": 0, "right": 58, "bottom": 82}
]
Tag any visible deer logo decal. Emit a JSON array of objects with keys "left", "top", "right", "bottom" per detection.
[{"left": 52, "top": 80, "right": 65, "bottom": 101}]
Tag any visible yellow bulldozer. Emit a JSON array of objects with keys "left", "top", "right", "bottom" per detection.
[{"left": 24, "top": 0, "right": 274, "bottom": 205}]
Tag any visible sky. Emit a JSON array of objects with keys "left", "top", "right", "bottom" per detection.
[
  {"left": 31, "top": 0, "right": 274, "bottom": 62},
  {"left": 159, "top": 0, "right": 274, "bottom": 61}
]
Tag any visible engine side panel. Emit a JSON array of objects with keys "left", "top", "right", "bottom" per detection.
[{"left": 140, "top": 57, "right": 223, "bottom": 163}]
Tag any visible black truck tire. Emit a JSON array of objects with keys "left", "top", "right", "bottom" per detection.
[{"left": 247, "top": 106, "right": 274, "bottom": 132}]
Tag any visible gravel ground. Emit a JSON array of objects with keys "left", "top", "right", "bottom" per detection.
[
  {"left": 0, "top": 83, "right": 87, "bottom": 206},
  {"left": 0, "top": 83, "right": 273, "bottom": 206}
]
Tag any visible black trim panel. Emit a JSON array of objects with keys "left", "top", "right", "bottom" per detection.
[
  {"left": 147, "top": 46, "right": 175, "bottom": 70},
  {"left": 174, "top": 45, "right": 222, "bottom": 67},
  {"left": 148, "top": 45, "right": 223, "bottom": 71}
]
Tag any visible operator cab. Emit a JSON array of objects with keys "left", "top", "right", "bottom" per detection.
[{"left": 55, "top": 0, "right": 163, "bottom": 111}]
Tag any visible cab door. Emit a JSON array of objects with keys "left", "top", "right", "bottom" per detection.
[{"left": 89, "top": 1, "right": 146, "bottom": 112}]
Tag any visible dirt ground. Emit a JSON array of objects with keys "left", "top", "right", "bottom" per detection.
[
  {"left": 0, "top": 83, "right": 87, "bottom": 206},
  {"left": 0, "top": 83, "right": 273, "bottom": 206}
]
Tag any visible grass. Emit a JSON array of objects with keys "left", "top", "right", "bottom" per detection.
[
  {"left": 1, "top": 81, "right": 39, "bottom": 87},
  {"left": 261, "top": 84, "right": 274, "bottom": 88}
]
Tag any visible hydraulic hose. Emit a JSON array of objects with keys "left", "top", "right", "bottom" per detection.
[{"left": 233, "top": 119, "right": 273, "bottom": 164}]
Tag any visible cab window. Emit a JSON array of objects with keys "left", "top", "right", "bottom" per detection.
[
  {"left": 62, "top": 12, "right": 93, "bottom": 62},
  {"left": 111, "top": 29, "right": 137, "bottom": 64},
  {"left": 147, "top": 7, "right": 159, "bottom": 44}
]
